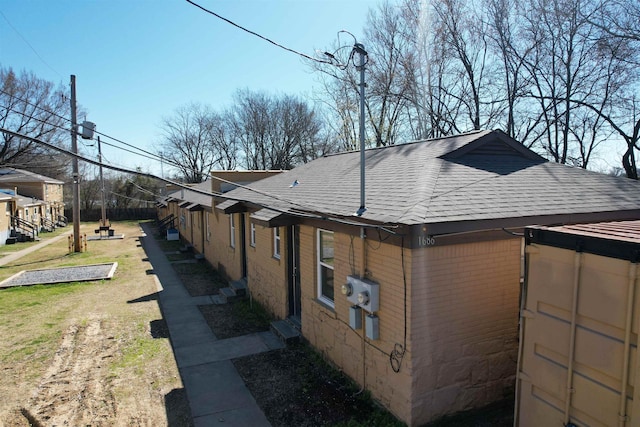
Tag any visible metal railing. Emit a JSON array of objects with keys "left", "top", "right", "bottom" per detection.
[
  {"left": 157, "top": 213, "right": 176, "bottom": 233},
  {"left": 10, "top": 216, "right": 37, "bottom": 241}
]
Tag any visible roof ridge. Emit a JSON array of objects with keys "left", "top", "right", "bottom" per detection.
[{"left": 323, "top": 129, "right": 491, "bottom": 159}]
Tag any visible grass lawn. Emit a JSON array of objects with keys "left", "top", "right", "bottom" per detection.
[{"left": 0, "top": 221, "right": 190, "bottom": 426}]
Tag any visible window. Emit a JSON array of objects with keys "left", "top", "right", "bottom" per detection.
[
  {"left": 317, "top": 229, "right": 334, "bottom": 307},
  {"left": 250, "top": 222, "right": 256, "bottom": 247},
  {"left": 229, "top": 214, "right": 235, "bottom": 248},
  {"left": 273, "top": 227, "right": 281, "bottom": 259},
  {"left": 205, "top": 212, "right": 211, "bottom": 242}
]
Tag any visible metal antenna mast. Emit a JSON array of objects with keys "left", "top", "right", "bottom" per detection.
[{"left": 355, "top": 43, "right": 367, "bottom": 217}]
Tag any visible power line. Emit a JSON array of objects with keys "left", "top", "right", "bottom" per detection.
[
  {"left": 1, "top": 103, "right": 392, "bottom": 227},
  {"left": 0, "top": 127, "right": 401, "bottom": 232},
  {"left": 185, "top": 0, "right": 333, "bottom": 65},
  {"left": 0, "top": 88, "right": 71, "bottom": 124},
  {"left": 0, "top": 11, "right": 63, "bottom": 80},
  {"left": 108, "top": 190, "right": 155, "bottom": 204},
  {"left": 1, "top": 102, "right": 336, "bottom": 215},
  {"left": 1, "top": 89, "right": 166, "bottom": 164},
  {"left": 1, "top": 107, "right": 347, "bottom": 222}
]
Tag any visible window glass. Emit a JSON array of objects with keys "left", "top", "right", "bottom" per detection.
[
  {"left": 273, "top": 227, "right": 281, "bottom": 258},
  {"left": 230, "top": 214, "right": 235, "bottom": 248},
  {"left": 317, "top": 229, "right": 335, "bottom": 306},
  {"left": 250, "top": 222, "right": 256, "bottom": 247}
]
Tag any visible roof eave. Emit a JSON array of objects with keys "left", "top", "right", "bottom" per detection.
[{"left": 416, "top": 210, "right": 640, "bottom": 237}]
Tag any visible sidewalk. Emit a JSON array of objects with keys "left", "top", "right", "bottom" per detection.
[
  {"left": 140, "top": 223, "right": 282, "bottom": 427},
  {"left": 0, "top": 231, "right": 72, "bottom": 267}
]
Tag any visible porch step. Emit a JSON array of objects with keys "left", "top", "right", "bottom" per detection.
[
  {"left": 5, "top": 237, "right": 16, "bottom": 245},
  {"left": 270, "top": 319, "right": 301, "bottom": 345},
  {"left": 230, "top": 278, "right": 247, "bottom": 297},
  {"left": 211, "top": 294, "right": 227, "bottom": 305},
  {"left": 219, "top": 286, "right": 243, "bottom": 303}
]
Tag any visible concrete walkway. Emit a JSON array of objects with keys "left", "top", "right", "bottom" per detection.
[
  {"left": 140, "top": 223, "right": 282, "bottom": 427},
  {"left": 0, "top": 231, "right": 72, "bottom": 267}
]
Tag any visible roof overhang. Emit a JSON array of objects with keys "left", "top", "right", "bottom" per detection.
[
  {"left": 250, "top": 208, "right": 299, "bottom": 228},
  {"left": 409, "top": 209, "right": 640, "bottom": 248},
  {"left": 527, "top": 221, "right": 640, "bottom": 262},
  {"left": 215, "top": 199, "right": 247, "bottom": 214}
]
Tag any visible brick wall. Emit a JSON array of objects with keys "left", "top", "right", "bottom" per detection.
[
  {"left": 246, "top": 222, "right": 288, "bottom": 319},
  {"left": 203, "top": 215, "right": 523, "bottom": 426},
  {"left": 299, "top": 226, "right": 413, "bottom": 423},
  {"left": 190, "top": 210, "right": 204, "bottom": 254},
  {"left": 210, "top": 171, "right": 282, "bottom": 193},
  {"left": 206, "top": 210, "right": 243, "bottom": 281},
  {"left": 409, "top": 238, "right": 521, "bottom": 424}
]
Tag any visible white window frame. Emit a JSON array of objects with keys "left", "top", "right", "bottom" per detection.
[
  {"left": 317, "top": 229, "right": 335, "bottom": 307},
  {"left": 250, "top": 222, "right": 256, "bottom": 247},
  {"left": 205, "top": 212, "right": 211, "bottom": 242},
  {"left": 229, "top": 214, "right": 236, "bottom": 248},
  {"left": 273, "top": 227, "right": 281, "bottom": 259}
]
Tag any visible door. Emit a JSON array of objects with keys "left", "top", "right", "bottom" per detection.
[
  {"left": 240, "top": 213, "right": 247, "bottom": 278},
  {"left": 287, "top": 225, "right": 301, "bottom": 324}
]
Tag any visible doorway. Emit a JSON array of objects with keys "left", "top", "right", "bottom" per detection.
[{"left": 287, "top": 225, "right": 301, "bottom": 326}]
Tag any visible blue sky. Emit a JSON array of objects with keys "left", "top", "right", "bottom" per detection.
[{"left": 0, "top": 0, "right": 383, "bottom": 176}]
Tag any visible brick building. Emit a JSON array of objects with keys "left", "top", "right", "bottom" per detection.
[
  {"left": 163, "top": 130, "right": 640, "bottom": 425},
  {"left": 0, "top": 167, "right": 65, "bottom": 228}
]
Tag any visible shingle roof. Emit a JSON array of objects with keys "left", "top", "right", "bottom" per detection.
[
  {"left": 218, "top": 130, "right": 640, "bottom": 231},
  {"left": 0, "top": 167, "right": 64, "bottom": 184},
  {"left": 166, "top": 180, "right": 212, "bottom": 210}
]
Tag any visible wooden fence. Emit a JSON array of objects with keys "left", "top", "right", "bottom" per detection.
[{"left": 64, "top": 208, "right": 157, "bottom": 222}]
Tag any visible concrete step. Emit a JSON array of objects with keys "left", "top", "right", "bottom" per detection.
[
  {"left": 219, "top": 287, "right": 243, "bottom": 303},
  {"left": 211, "top": 294, "right": 227, "bottom": 305},
  {"left": 230, "top": 278, "right": 247, "bottom": 297},
  {"left": 270, "top": 319, "right": 301, "bottom": 345}
]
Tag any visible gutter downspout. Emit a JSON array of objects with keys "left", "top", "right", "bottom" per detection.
[
  {"left": 564, "top": 249, "right": 583, "bottom": 425},
  {"left": 618, "top": 261, "right": 637, "bottom": 427}
]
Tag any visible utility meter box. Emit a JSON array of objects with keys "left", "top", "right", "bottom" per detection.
[
  {"left": 349, "top": 305, "right": 362, "bottom": 329},
  {"left": 343, "top": 275, "right": 379, "bottom": 313},
  {"left": 366, "top": 314, "right": 379, "bottom": 340}
]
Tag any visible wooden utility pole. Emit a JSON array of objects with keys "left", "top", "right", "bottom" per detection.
[{"left": 70, "top": 75, "right": 81, "bottom": 252}]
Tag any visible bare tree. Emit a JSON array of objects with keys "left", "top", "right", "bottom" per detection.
[
  {"left": 0, "top": 66, "right": 71, "bottom": 178},
  {"left": 229, "top": 90, "right": 324, "bottom": 170},
  {"left": 159, "top": 103, "right": 221, "bottom": 183},
  {"left": 432, "top": 0, "right": 503, "bottom": 132}
]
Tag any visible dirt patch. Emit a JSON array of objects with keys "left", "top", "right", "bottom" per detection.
[
  {"left": 233, "top": 343, "right": 403, "bottom": 427},
  {"left": 199, "top": 299, "right": 271, "bottom": 340},
  {"left": 22, "top": 316, "right": 118, "bottom": 425},
  {"left": 171, "top": 261, "right": 227, "bottom": 297}
]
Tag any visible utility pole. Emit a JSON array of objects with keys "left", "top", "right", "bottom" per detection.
[
  {"left": 70, "top": 75, "right": 81, "bottom": 252},
  {"left": 355, "top": 43, "right": 367, "bottom": 216}
]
